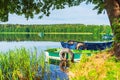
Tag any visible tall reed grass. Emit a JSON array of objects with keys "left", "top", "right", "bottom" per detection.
[{"left": 0, "top": 48, "right": 48, "bottom": 80}]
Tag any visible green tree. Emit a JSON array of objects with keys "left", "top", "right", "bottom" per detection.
[{"left": 0, "top": 0, "right": 120, "bottom": 57}]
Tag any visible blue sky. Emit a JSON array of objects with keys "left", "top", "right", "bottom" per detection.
[{"left": 0, "top": 3, "right": 110, "bottom": 25}]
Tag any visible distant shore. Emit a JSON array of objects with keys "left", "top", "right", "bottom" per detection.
[{"left": 0, "top": 32, "right": 111, "bottom": 35}]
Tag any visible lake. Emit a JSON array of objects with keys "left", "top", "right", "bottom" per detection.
[
  {"left": 0, "top": 33, "right": 105, "bottom": 52},
  {"left": 0, "top": 41, "right": 61, "bottom": 52},
  {"left": 0, "top": 33, "right": 105, "bottom": 80}
]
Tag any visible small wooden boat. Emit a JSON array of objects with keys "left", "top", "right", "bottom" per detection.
[
  {"left": 61, "top": 40, "right": 113, "bottom": 50},
  {"left": 45, "top": 48, "right": 99, "bottom": 62}
]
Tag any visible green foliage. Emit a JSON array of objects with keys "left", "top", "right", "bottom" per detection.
[
  {"left": 46, "top": 48, "right": 58, "bottom": 52},
  {"left": 89, "top": 0, "right": 105, "bottom": 14},
  {"left": 88, "top": 69, "right": 98, "bottom": 79},
  {"left": 0, "top": 0, "right": 105, "bottom": 22},
  {"left": 112, "top": 19, "right": 120, "bottom": 42},
  {"left": 80, "top": 54, "right": 89, "bottom": 63},
  {"left": 0, "top": 48, "right": 47, "bottom": 80},
  {"left": 0, "top": 24, "right": 111, "bottom": 33},
  {"left": 0, "top": 24, "right": 112, "bottom": 41},
  {"left": 70, "top": 53, "right": 120, "bottom": 80}
]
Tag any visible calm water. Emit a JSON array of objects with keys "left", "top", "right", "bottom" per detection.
[
  {"left": 0, "top": 33, "right": 104, "bottom": 52},
  {"left": 0, "top": 41, "right": 61, "bottom": 52},
  {"left": 0, "top": 33, "right": 103, "bottom": 41},
  {"left": 0, "top": 33, "right": 104, "bottom": 80}
]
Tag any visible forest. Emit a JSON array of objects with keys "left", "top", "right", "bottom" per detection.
[{"left": 0, "top": 24, "right": 111, "bottom": 33}]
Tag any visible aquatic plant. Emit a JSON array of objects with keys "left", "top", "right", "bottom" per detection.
[{"left": 0, "top": 48, "right": 48, "bottom": 80}]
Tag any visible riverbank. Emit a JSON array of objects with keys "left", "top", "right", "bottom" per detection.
[
  {"left": 68, "top": 50, "right": 120, "bottom": 80},
  {"left": 0, "top": 32, "right": 111, "bottom": 35},
  {"left": 0, "top": 32, "right": 92, "bottom": 34}
]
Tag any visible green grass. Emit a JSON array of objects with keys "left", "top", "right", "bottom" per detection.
[
  {"left": 0, "top": 48, "right": 49, "bottom": 80},
  {"left": 69, "top": 51, "right": 120, "bottom": 80}
]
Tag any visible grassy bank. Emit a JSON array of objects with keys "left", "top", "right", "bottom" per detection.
[
  {"left": 0, "top": 48, "right": 48, "bottom": 80},
  {"left": 0, "top": 32, "right": 110, "bottom": 35},
  {"left": 44, "top": 32, "right": 93, "bottom": 34},
  {"left": 68, "top": 50, "right": 120, "bottom": 80}
]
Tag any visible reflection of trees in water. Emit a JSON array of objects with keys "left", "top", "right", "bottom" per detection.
[
  {"left": 26, "top": 34, "right": 30, "bottom": 39},
  {"left": 0, "top": 34, "right": 102, "bottom": 41},
  {"left": 45, "top": 34, "right": 102, "bottom": 41},
  {"left": 0, "top": 34, "right": 40, "bottom": 41}
]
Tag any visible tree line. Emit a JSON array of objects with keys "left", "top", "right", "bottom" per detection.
[{"left": 0, "top": 24, "right": 112, "bottom": 33}]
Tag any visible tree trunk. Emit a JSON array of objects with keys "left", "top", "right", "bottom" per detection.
[{"left": 104, "top": 0, "right": 120, "bottom": 58}]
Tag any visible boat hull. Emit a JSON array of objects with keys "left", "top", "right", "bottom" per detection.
[
  {"left": 61, "top": 41, "right": 113, "bottom": 50},
  {"left": 45, "top": 48, "right": 98, "bottom": 62}
]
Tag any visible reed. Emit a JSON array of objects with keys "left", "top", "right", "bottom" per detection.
[{"left": 0, "top": 48, "right": 48, "bottom": 80}]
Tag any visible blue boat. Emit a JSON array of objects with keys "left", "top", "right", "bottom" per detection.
[{"left": 61, "top": 40, "right": 113, "bottom": 50}]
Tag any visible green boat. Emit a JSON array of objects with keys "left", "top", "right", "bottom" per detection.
[{"left": 45, "top": 48, "right": 99, "bottom": 62}]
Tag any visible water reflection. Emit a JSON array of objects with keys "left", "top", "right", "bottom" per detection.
[
  {"left": 59, "top": 61, "right": 69, "bottom": 73},
  {"left": 0, "top": 33, "right": 105, "bottom": 80},
  {"left": 0, "top": 34, "right": 103, "bottom": 41},
  {"left": 47, "top": 59, "right": 71, "bottom": 80},
  {"left": 49, "top": 64, "right": 69, "bottom": 80}
]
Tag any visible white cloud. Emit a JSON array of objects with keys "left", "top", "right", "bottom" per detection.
[{"left": 0, "top": 3, "right": 110, "bottom": 25}]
